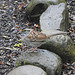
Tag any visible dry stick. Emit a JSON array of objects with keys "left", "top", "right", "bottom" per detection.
[
  {"left": 0, "top": 47, "right": 14, "bottom": 50},
  {"left": 47, "top": 32, "right": 69, "bottom": 38},
  {"left": 0, "top": 35, "right": 10, "bottom": 39}
]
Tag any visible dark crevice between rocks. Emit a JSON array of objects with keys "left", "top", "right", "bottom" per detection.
[{"left": 27, "top": 3, "right": 47, "bottom": 24}]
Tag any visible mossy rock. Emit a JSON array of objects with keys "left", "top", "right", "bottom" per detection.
[
  {"left": 39, "top": 34, "right": 75, "bottom": 63},
  {"left": 16, "top": 49, "right": 62, "bottom": 75},
  {"left": 26, "top": 0, "right": 66, "bottom": 22}
]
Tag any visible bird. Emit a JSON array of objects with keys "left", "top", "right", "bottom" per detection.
[
  {"left": 21, "top": 29, "right": 68, "bottom": 48},
  {"left": 21, "top": 29, "right": 48, "bottom": 48}
]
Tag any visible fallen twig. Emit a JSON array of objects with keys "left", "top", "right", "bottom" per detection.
[
  {"left": 0, "top": 47, "right": 14, "bottom": 50},
  {"left": 0, "top": 35, "right": 10, "bottom": 39}
]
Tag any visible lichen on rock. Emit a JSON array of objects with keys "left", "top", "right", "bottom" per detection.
[
  {"left": 26, "top": 0, "right": 67, "bottom": 23},
  {"left": 39, "top": 34, "right": 75, "bottom": 62}
]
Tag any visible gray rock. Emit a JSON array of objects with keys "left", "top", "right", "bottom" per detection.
[
  {"left": 16, "top": 49, "right": 62, "bottom": 75},
  {"left": 40, "top": 34, "right": 75, "bottom": 62},
  {"left": 41, "top": 30, "right": 68, "bottom": 36},
  {"left": 26, "top": 0, "right": 66, "bottom": 22},
  {"left": 40, "top": 3, "right": 69, "bottom": 32},
  {"left": 7, "top": 65, "right": 47, "bottom": 75}
]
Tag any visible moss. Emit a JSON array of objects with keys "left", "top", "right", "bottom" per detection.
[
  {"left": 40, "top": 38, "right": 75, "bottom": 63},
  {"left": 26, "top": 0, "right": 67, "bottom": 23},
  {"left": 55, "top": 61, "right": 62, "bottom": 75},
  {"left": 25, "top": 62, "right": 46, "bottom": 71},
  {"left": 59, "top": 0, "right": 65, "bottom": 3},
  {"left": 26, "top": 1, "right": 55, "bottom": 15},
  {"left": 60, "top": 4, "right": 69, "bottom": 31},
  {"left": 15, "top": 61, "right": 46, "bottom": 72},
  {"left": 15, "top": 60, "right": 26, "bottom": 67},
  {"left": 26, "top": 0, "right": 66, "bottom": 16},
  {"left": 46, "top": 1, "right": 55, "bottom": 5},
  {"left": 15, "top": 62, "right": 18, "bottom": 67}
]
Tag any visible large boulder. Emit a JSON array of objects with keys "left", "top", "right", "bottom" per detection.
[
  {"left": 39, "top": 34, "right": 75, "bottom": 62},
  {"left": 7, "top": 65, "right": 47, "bottom": 75},
  {"left": 16, "top": 49, "right": 62, "bottom": 75},
  {"left": 26, "top": 0, "right": 66, "bottom": 22},
  {"left": 40, "top": 3, "right": 69, "bottom": 32}
]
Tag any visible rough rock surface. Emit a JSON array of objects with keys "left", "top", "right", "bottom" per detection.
[
  {"left": 26, "top": 0, "right": 65, "bottom": 14},
  {"left": 40, "top": 3, "right": 68, "bottom": 32},
  {"left": 7, "top": 65, "right": 47, "bottom": 75},
  {"left": 26, "top": 0, "right": 66, "bottom": 22},
  {"left": 40, "top": 34, "right": 75, "bottom": 62},
  {"left": 41, "top": 30, "right": 67, "bottom": 36},
  {"left": 16, "top": 49, "right": 62, "bottom": 75}
]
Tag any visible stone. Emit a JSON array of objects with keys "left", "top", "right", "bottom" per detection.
[
  {"left": 41, "top": 30, "right": 68, "bottom": 36},
  {"left": 7, "top": 65, "right": 47, "bottom": 75},
  {"left": 40, "top": 3, "right": 69, "bottom": 32},
  {"left": 16, "top": 49, "right": 62, "bottom": 75},
  {"left": 26, "top": 0, "right": 66, "bottom": 22},
  {"left": 39, "top": 34, "right": 75, "bottom": 62}
]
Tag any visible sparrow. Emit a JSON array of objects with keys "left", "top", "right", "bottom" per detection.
[
  {"left": 21, "top": 29, "right": 48, "bottom": 47},
  {"left": 21, "top": 29, "right": 68, "bottom": 48}
]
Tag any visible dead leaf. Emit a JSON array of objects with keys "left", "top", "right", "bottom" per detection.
[
  {"left": 18, "top": 3, "right": 25, "bottom": 10},
  {"left": 0, "top": 62, "right": 3, "bottom": 65}
]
